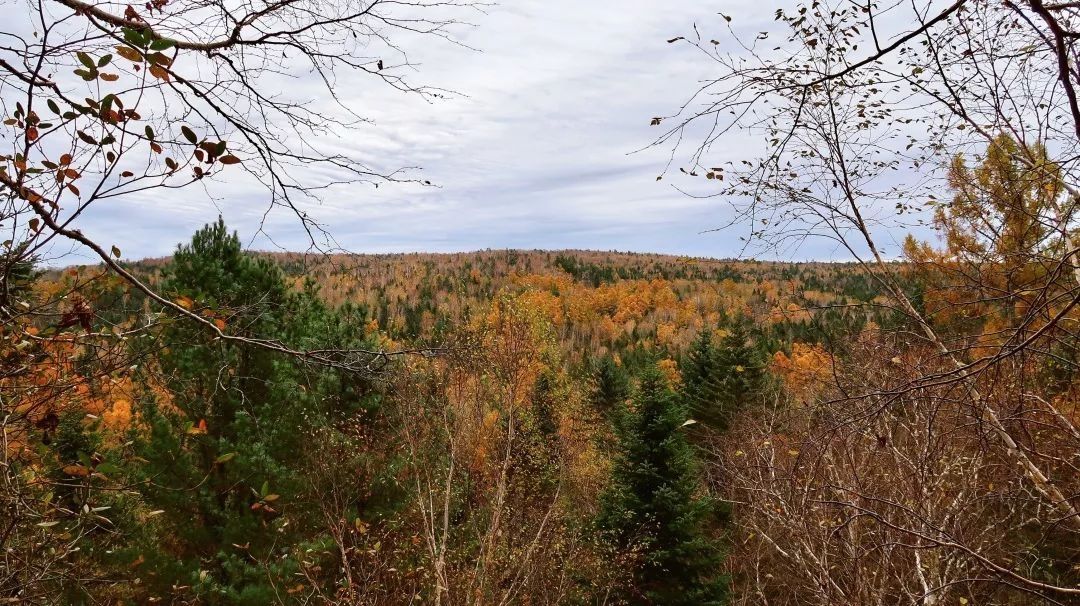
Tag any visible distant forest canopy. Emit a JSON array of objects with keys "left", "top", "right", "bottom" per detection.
[
  {"left": 99, "top": 247, "right": 902, "bottom": 365},
  {"left": 12, "top": 183, "right": 1079, "bottom": 604}
]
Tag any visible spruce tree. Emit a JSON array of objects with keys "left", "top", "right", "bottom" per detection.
[
  {"left": 591, "top": 355, "right": 630, "bottom": 412},
  {"left": 680, "top": 328, "right": 726, "bottom": 427},
  {"left": 711, "top": 321, "right": 767, "bottom": 426},
  {"left": 598, "top": 366, "right": 728, "bottom": 605},
  {"left": 681, "top": 320, "right": 767, "bottom": 431}
]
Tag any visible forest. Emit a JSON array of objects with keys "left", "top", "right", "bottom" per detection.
[{"left": 4, "top": 0, "right": 1080, "bottom": 604}]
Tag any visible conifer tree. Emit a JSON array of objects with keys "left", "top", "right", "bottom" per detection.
[
  {"left": 710, "top": 321, "right": 767, "bottom": 426},
  {"left": 680, "top": 329, "right": 725, "bottom": 426},
  {"left": 591, "top": 355, "right": 630, "bottom": 412},
  {"left": 598, "top": 366, "right": 728, "bottom": 605},
  {"left": 127, "top": 219, "right": 378, "bottom": 603},
  {"left": 681, "top": 320, "right": 767, "bottom": 430}
]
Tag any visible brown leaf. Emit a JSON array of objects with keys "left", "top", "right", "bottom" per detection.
[
  {"left": 148, "top": 64, "right": 170, "bottom": 81},
  {"left": 115, "top": 46, "right": 143, "bottom": 62},
  {"left": 63, "top": 464, "right": 90, "bottom": 477}
]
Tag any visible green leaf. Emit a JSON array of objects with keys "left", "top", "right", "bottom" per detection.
[
  {"left": 144, "top": 125, "right": 154, "bottom": 141},
  {"left": 47, "top": 99, "right": 60, "bottom": 114},
  {"left": 150, "top": 38, "right": 176, "bottom": 51},
  {"left": 96, "top": 462, "right": 121, "bottom": 475},
  {"left": 122, "top": 27, "right": 146, "bottom": 48},
  {"left": 98, "top": 54, "right": 112, "bottom": 67},
  {"left": 215, "top": 452, "right": 236, "bottom": 464},
  {"left": 180, "top": 125, "right": 197, "bottom": 144},
  {"left": 111, "top": 245, "right": 121, "bottom": 258},
  {"left": 77, "top": 51, "right": 95, "bottom": 69},
  {"left": 260, "top": 480, "right": 269, "bottom": 497}
]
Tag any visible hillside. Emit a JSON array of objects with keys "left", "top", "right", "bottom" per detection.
[{"left": 120, "top": 249, "right": 893, "bottom": 363}]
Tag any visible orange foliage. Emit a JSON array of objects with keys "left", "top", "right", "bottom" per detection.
[{"left": 771, "top": 342, "right": 832, "bottom": 402}]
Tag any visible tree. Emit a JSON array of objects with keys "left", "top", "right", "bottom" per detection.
[
  {"left": 598, "top": 365, "right": 728, "bottom": 605},
  {"left": 680, "top": 328, "right": 724, "bottom": 425},
  {"left": 591, "top": 354, "right": 631, "bottom": 412},
  {"left": 658, "top": 0, "right": 1080, "bottom": 599},
  {"left": 682, "top": 322, "right": 767, "bottom": 430},
  {"left": 125, "top": 220, "right": 381, "bottom": 602}
]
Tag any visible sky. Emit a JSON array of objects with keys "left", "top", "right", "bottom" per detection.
[{"left": 63, "top": 0, "right": 922, "bottom": 264}]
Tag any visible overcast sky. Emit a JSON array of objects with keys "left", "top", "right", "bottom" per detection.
[{"left": 63, "top": 0, "right": 921, "bottom": 263}]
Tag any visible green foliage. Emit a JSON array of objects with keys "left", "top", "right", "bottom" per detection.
[
  {"left": 591, "top": 355, "right": 631, "bottom": 412},
  {"left": 597, "top": 365, "right": 728, "bottom": 605},
  {"left": 681, "top": 320, "right": 766, "bottom": 431},
  {"left": 124, "top": 219, "right": 384, "bottom": 603}
]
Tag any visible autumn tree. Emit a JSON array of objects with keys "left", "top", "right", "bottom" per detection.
[{"left": 659, "top": 0, "right": 1080, "bottom": 600}]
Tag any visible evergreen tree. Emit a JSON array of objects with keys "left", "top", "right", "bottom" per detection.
[
  {"left": 591, "top": 355, "right": 630, "bottom": 412},
  {"left": 127, "top": 219, "right": 379, "bottom": 604},
  {"left": 680, "top": 329, "right": 725, "bottom": 426},
  {"left": 681, "top": 320, "right": 767, "bottom": 431},
  {"left": 710, "top": 322, "right": 767, "bottom": 427},
  {"left": 598, "top": 366, "right": 728, "bottom": 605}
]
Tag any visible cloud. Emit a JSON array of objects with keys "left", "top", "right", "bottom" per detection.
[{"left": 66, "top": 0, "right": 923, "bottom": 263}]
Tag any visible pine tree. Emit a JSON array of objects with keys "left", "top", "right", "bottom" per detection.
[
  {"left": 591, "top": 355, "right": 630, "bottom": 412},
  {"left": 598, "top": 365, "right": 728, "bottom": 605},
  {"left": 128, "top": 219, "right": 379, "bottom": 603}
]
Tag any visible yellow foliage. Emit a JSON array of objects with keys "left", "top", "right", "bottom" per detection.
[{"left": 771, "top": 343, "right": 832, "bottom": 402}]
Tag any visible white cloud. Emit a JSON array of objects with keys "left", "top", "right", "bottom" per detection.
[{"left": 68, "top": 0, "right": 918, "bottom": 262}]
